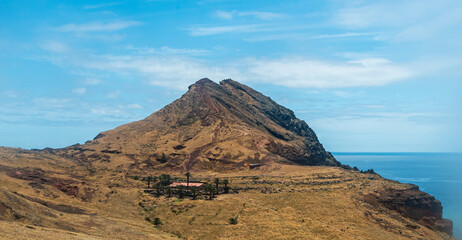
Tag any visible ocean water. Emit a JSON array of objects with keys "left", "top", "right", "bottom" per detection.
[{"left": 333, "top": 153, "right": 462, "bottom": 239}]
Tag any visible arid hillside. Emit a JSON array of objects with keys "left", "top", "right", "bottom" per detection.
[
  {"left": 0, "top": 147, "right": 454, "bottom": 239},
  {"left": 55, "top": 79, "right": 339, "bottom": 173},
  {"left": 0, "top": 79, "right": 454, "bottom": 239}
]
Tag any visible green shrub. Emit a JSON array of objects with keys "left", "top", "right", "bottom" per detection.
[
  {"left": 229, "top": 216, "right": 238, "bottom": 225},
  {"left": 153, "top": 217, "right": 162, "bottom": 226}
]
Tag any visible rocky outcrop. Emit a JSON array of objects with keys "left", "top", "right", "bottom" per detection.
[
  {"left": 0, "top": 164, "right": 80, "bottom": 198},
  {"left": 364, "top": 185, "right": 453, "bottom": 235}
]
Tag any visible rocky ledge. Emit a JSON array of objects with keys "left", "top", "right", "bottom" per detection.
[{"left": 364, "top": 184, "right": 453, "bottom": 235}]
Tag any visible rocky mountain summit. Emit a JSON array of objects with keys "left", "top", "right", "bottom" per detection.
[{"left": 59, "top": 78, "right": 339, "bottom": 172}]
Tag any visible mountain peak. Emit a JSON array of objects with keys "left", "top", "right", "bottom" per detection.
[
  {"left": 188, "top": 78, "right": 216, "bottom": 89},
  {"left": 195, "top": 77, "right": 214, "bottom": 84},
  {"left": 69, "top": 79, "right": 339, "bottom": 171}
]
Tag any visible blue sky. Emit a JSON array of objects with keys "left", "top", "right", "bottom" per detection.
[{"left": 0, "top": 0, "right": 461, "bottom": 152}]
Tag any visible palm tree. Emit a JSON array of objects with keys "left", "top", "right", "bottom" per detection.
[
  {"left": 214, "top": 178, "right": 220, "bottom": 194},
  {"left": 206, "top": 184, "right": 215, "bottom": 200},
  {"left": 152, "top": 176, "right": 158, "bottom": 185},
  {"left": 185, "top": 172, "right": 191, "bottom": 189},
  {"left": 159, "top": 153, "right": 167, "bottom": 163},
  {"left": 223, "top": 179, "right": 230, "bottom": 193},
  {"left": 155, "top": 182, "right": 162, "bottom": 197},
  {"left": 191, "top": 187, "right": 197, "bottom": 200},
  {"left": 146, "top": 176, "right": 153, "bottom": 188},
  {"left": 178, "top": 185, "right": 185, "bottom": 198},
  {"left": 160, "top": 174, "right": 171, "bottom": 186}
]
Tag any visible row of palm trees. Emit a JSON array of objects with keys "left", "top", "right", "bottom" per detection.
[
  {"left": 142, "top": 174, "right": 171, "bottom": 188},
  {"left": 141, "top": 172, "right": 231, "bottom": 199}
]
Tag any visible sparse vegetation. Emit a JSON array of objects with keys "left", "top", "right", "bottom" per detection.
[
  {"left": 228, "top": 216, "right": 238, "bottom": 224},
  {"left": 136, "top": 172, "right": 231, "bottom": 200},
  {"left": 153, "top": 217, "right": 162, "bottom": 226},
  {"left": 223, "top": 179, "right": 230, "bottom": 193},
  {"left": 159, "top": 153, "right": 168, "bottom": 163},
  {"left": 214, "top": 178, "right": 220, "bottom": 194},
  {"left": 185, "top": 172, "right": 191, "bottom": 189}
]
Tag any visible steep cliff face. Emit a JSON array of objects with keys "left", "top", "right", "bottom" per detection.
[
  {"left": 364, "top": 185, "right": 453, "bottom": 235},
  {"left": 59, "top": 78, "right": 339, "bottom": 171}
]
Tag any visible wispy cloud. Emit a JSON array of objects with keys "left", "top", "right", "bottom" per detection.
[
  {"left": 72, "top": 88, "right": 87, "bottom": 95},
  {"left": 106, "top": 90, "right": 121, "bottom": 99},
  {"left": 186, "top": 24, "right": 308, "bottom": 36},
  {"left": 214, "top": 10, "right": 233, "bottom": 19},
  {"left": 55, "top": 20, "right": 142, "bottom": 32},
  {"left": 213, "top": 10, "right": 285, "bottom": 20},
  {"left": 244, "top": 57, "right": 413, "bottom": 88},
  {"left": 309, "top": 32, "right": 378, "bottom": 39},
  {"left": 62, "top": 52, "right": 412, "bottom": 89},
  {"left": 186, "top": 24, "right": 262, "bottom": 36},
  {"left": 123, "top": 104, "right": 143, "bottom": 109},
  {"left": 40, "top": 41, "right": 70, "bottom": 53},
  {"left": 83, "top": 78, "right": 103, "bottom": 85},
  {"left": 127, "top": 45, "right": 210, "bottom": 56},
  {"left": 83, "top": 2, "right": 121, "bottom": 9},
  {"left": 244, "top": 32, "right": 378, "bottom": 42},
  {"left": 80, "top": 55, "right": 240, "bottom": 89},
  {"left": 332, "top": 0, "right": 462, "bottom": 43}
]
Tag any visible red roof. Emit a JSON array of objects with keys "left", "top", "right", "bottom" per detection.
[{"left": 169, "top": 182, "right": 204, "bottom": 187}]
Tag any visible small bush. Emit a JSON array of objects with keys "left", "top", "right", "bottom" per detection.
[
  {"left": 229, "top": 216, "right": 238, "bottom": 225},
  {"left": 153, "top": 217, "right": 162, "bottom": 226}
]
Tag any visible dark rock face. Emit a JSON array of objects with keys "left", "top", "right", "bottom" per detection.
[
  {"left": 266, "top": 140, "right": 337, "bottom": 166},
  {"left": 364, "top": 185, "right": 453, "bottom": 235},
  {"left": 0, "top": 165, "right": 80, "bottom": 198}
]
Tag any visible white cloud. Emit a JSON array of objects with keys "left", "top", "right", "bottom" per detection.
[
  {"left": 243, "top": 32, "right": 378, "bottom": 42},
  {"left": 75, "top": 53, "right": 412, "bottom": 89},
  {"left": 1, "top": 90, "right": 19, "bottom": 98},
  {"left": 213, "top": 10, "right": 284, "bottom": 20},
  {"left": 187, "top": 24, "right": 262, "bottom": 36},
  {"left": 309, "top": 32, "right": 378, "bottom": 40},
  {"left": 333, "top": 0, "right": 462, "bottom": 43},
  {"left": 83, "top": 2, "right": 121, "bottom": 9},
  {"left": 72, "top": 88, "right": 87, "bottom": 94},
  {"left": 124, "top": 104, "right": 143, "bottom": 109},
  {"left": 106, "top": 90, "right": 121, "bottom": 99},
  {"left": 34, "top": 97, "right": 71, "bottom": 108},
  {"left": 55, "top": 20, "right": 142, "bottom": 32},
  {"left": 40, "top": 41, "right": 70, "bottom": 53},
  {"left": 90, "top": 107, "right": 123, "bottom": 116},
  {"left": 82, "top": 55, "right": 241, "bottom": 89},
  {"left": 239, "top": 11, "right": 285, "bottom": 20},
  {"left": 83, "top": 78, "right": 103, "bottom": 85},
  {"left": 334, "top": 1, "right": 437, "bottom": 29},
  {"left": 244, "top": 57, "right": 413, "bottom": 88},
  {"left": 127, "top": 45, "right": 209, "bottom": 56},
  {"left": 214, "top": 10, "right": 234, "bottom": 19}
]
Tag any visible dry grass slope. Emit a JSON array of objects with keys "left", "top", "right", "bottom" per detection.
[{"left": 0, "top": 147, "right": 453, "bottom": 239}]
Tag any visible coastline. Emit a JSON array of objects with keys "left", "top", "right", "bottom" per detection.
[{"left": 334, "top": 152, "right": 462, "bottom": 239}]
